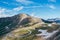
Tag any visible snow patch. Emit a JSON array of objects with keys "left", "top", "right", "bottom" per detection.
[{"left": 36, "top": 29, "right": 58, "bottom": 39}]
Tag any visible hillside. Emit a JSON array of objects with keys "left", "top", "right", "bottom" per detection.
[
  {"left": 0, "top": 14, "right": 44, "bottom": 36},
  {"left": 0, "top": 14, "right": 60, "bottom": 40}
]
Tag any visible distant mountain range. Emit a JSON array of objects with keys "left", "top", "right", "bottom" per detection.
[{"left": 47, "top": 18, "right": 60, "bottom": 23}]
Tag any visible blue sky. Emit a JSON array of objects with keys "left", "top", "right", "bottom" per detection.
[{"left": 0, "top": 0, "right": 60, "bottom": 19}]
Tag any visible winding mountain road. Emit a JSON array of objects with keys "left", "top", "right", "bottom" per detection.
[{"left": 2, "top": 29, "right": 32, "bottom": 40}]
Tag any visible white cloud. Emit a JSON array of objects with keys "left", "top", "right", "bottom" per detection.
[
  {"left": 48, "top": 0, "right": 56, "bottom": 2},
  {"left": 0, "top": 8, "right": 11, "bottom": 17},
  {"left": 48, "top": 5, "right": 56, "bottom": 9},
  {"left": 0, "top": 9, "right": 5, "bottom": 13},
  {"left": 13, "top": 6, "right": 24, "bottom": 11},
  {"left": 30, "top": 12, "right": 40, "bottom": 18},
  {"left": 3, "top": 2, "right": 9, "bottom": 4},
  {"left": 0, "top": 13, "right": 10, "bottom": 18},
  {"left": 30, "top": 13, "right": 35, "bottom": 16},
  {"left": 0, "top": 6, "right": 24, "bottom": 18},
  {"left": 46, "top": 4, "right": 56, "bottom": 9},
  {"left": 24, "top": 5, "right": 43, "bottom": 8},
  {"left": 16, "top": 0, "right": 34, "bottom": 5}
]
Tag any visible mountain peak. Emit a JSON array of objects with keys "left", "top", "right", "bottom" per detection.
[
  {"left": 17, "top": 13, "right": 28, "bottom": 17},
  {"left": 13, "top": 13, "right": 28, "bottom": 20}
]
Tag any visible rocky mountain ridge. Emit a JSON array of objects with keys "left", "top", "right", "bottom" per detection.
[
  {"left": 0, "top": 13, "right": 44, "bottom": 36},
  {"left": 0, "top": 13, "right": 60, "bottom": 40}
]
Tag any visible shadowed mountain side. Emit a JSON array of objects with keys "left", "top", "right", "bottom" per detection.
[{"left": 0, "top": 13, "right": 44, "bottom": 36}]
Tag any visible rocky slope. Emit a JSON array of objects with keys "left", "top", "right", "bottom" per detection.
[
  {"left": 0, "top": 13, "right": 60, "bottom": 40},
  {"left": 0, "top": 13, "right": 44, "bottom": 36}
]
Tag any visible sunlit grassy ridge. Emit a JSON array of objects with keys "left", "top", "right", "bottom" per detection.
[
  {"left": 0, "top": 14, "right": 60, "bottom": 40},
  {"left": 1, "top": 23, "right": 59, "bottom": 40}
]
